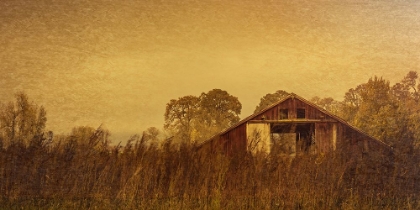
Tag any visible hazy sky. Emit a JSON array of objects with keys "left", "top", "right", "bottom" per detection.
[{"left": 1, "top": 0, "right": 420, "bottom": 143}]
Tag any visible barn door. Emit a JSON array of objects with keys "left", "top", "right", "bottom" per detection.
[
  {"left": 315, "top": 123, "right": 337, "bottom": 153},
  {"left": 246, "top": 122, "right": 271, "bottom": 154}
]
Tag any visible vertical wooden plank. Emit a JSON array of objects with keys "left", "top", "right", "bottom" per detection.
[
  {"left": 363, "top": 139, "right": 369, "bottom": 153},
  {"left": 315, "top": 122, "right": 334, "bottom": 153},
  {"left": 332, "top": 123, "right": 337, "bottom": 151}
]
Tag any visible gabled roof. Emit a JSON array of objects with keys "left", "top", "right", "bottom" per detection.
[{"left": 201, "top": 93, "right": 391, "bottom": 149}]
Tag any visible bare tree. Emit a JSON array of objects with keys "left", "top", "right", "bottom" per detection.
[{"left": 0, "top": 92, "right": 47, "bottom": 147}]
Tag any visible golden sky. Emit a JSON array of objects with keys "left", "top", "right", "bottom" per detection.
[{"left": 1, "top": 0, "right": 420, "bottom": 142}]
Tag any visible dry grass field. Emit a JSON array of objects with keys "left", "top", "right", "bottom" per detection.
[{"left": 0, "top": 130, "right": 419, "bottom": 209}]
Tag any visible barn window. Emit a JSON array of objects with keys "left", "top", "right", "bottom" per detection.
[
  {"left": 297, "top": 108, "right": 306, "bottom": 119},
  {"left": 279, "top": 109, "right": 288, "bottom": 119}
]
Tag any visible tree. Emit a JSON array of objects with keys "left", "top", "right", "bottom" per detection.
[
  {"left": 197, "top": 89, "right": 242, "bottom": 140},
  {"left": 340, "top": 86, "right": 363, "bottom": 122},
  {"left": 392, "top": 82, "right": 410, "bottom": 102},
  {"left": 391, "top": 71, "right": 420, "bottom": 149},
  {"left": 163, "top": 89, "right": 242, "bottom": 143},
  {"left": 142, "top": 127, "right": 161, "bottom": 146},
  {"left": 0, "top": 102, "right": 18, "bottom": 142},
  {"left": 310, "top": 96, "right": 341, "bottom": 115},
  {"left": 164, "top": 95, "right": 200, "bottom": 143},
  {"left": 254, "top": 90, "right": 289, "bottom": 113},
  {"left": 341, "top": 77, "right": 393, "bottom": 123},
  {"left": 392, "top": 71, "right": 419, "bottom": 107},
  {"left": 341, "top": 76, "right": 413, "bottom": 147},
  {"left": 402, "top": 71, "right": 418, "bottom": 94},
  {"left": 0, "top": 92, "right": 47, "bottom": 146}
]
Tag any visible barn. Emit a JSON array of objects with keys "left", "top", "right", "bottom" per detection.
[{"left": 199, "top": 93, "right": 392, "bottom": 158}]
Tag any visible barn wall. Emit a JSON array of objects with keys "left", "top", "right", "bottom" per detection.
[
  {"left": 338, "top": 126, "right": 392, "bottom": 161},
  {"left": 219, "top": 97, "right": 344, "bottom": 155},
  {"left": 221, "top": 123, "right": 247, "bottom": 156},
  {"left": 201, "top": 96, "right": 391, "bottom": 158},
  {"left": 253, "top": 98, "right": 337, "bottom": 121},
  {"left": 336, "top": 123, "right": 345, "bottom": 151},
  {"left": 315, "top": 122, "right": 335, "bottom": 153}
]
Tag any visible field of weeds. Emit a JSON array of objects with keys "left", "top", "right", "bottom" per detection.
[{"left": 0, "top": 131, "right": 419, "bottom": 210}]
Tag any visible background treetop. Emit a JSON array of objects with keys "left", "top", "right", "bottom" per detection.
[
  {"left": 254, "top": 90, "right": 289, "bottom": 114},
  {"left": 164, "top": 89, "right": 241, "bottom": 144}
]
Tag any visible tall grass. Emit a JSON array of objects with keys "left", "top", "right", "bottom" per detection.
[{"left": 0, "top": 131, "right": 419, "bottom": 209}]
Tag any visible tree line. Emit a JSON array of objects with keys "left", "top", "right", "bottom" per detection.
[
  {"left": 315, "top": 72, "right": 420, "bottom": 152},
  {"left": 1, "top": 71, "right": 420, "bottom": 152},
  {"left": 164, "top": 71, "right": 420, "bottom": 153}
]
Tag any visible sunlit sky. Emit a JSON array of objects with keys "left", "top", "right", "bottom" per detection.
[{"left": 1, "top": 0, "right": 420, "bottom": 143}]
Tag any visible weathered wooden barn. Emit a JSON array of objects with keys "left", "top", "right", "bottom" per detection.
[{"left": 199, "top": 93, "right": 392, "bottom": 158}]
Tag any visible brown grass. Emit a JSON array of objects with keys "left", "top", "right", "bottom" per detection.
[{"left": 0, "top": 132, "right": 419, "bottom": 209}]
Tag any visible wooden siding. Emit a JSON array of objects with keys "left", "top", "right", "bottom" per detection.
[
  {"left": 221, "top": 123, "right": 247, "bottom": 156},
  {"left": 315, "top": 122, "right": 334, "bottom": 152},
  {"left": 253, "top": 98, "right": 337, "bottom": 122},
  {"left": 199, "top": 94, "right": 391, "bottom": 158},
  {"left": 219, "top": 97, "right": 342, "bottom": 154}
]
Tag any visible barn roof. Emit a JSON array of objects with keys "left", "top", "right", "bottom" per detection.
[{"left": 201, "top": 93, "right": 391, "bottom": 149}]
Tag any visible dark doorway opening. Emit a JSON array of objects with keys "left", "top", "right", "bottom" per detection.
[{"left": 270, "top": 123, "right": 315, "bottom": 155}]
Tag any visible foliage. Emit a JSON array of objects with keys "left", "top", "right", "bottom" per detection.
[
  {"left": 164, "top": 89, "right": 241, "bottom": 143},
  {"left": 254, "top": 90, "right": 289, "bottom": 113},
  {"left": 0, "top": 92, "right": 47, "bottom": 147},
  {"left": 142, "top": 127, "right": 162, "bottom": 146},
  {"left": 164, "top": 95, "right": 200, "bottom": 143},
  {"left": 339, "top": 74, "right": 420, "bottom": 150},
  {"left": 197, "top": 89, "right": 241, "bottom": 140},
  {"left": 341, "top": 76, "right": 394, "bottom": 125},
  {"left": 310, "top": 96, "right": 341, "bottom": 115}
]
